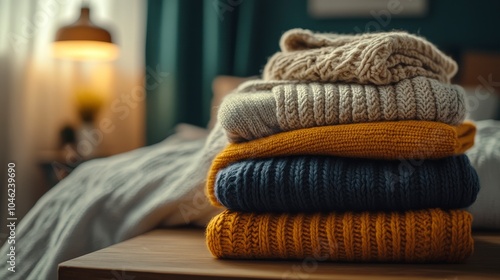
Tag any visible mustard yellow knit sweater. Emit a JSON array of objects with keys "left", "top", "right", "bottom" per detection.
[{"left": 206, "top": 209, "right": 473, "bottom": 263}]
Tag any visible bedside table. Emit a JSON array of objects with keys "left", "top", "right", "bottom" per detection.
[{"left": 58, "top": 228, "right": 500, "bottom": 280}]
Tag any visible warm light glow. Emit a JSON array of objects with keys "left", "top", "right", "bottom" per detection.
[
  {"left": 52, "top": 41, "right": 119, "bottom": 61},
  {"left": 75, "top": 86, "right": 107, "bottom": 122}
]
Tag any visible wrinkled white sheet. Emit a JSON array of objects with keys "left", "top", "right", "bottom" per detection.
[{"left": 0, "top": 124, "right": 226, "bottom": 280}]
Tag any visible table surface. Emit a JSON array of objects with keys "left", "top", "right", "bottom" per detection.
[{"left": 59, "top": 228, "right": 500, "bottom": 280}]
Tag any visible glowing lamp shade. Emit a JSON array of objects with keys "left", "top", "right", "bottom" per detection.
[
  {"left": 53, "top": 41, "right": 118, "bottom": 61},
  {"left": 53, "top": 7, "right": 119, "bottom": 61}
]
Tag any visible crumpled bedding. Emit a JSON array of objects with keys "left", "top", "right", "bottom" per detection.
[
  {"left": 0, "top": 124, "right": 226, "bottom": 280},
  {"left": 0, "top": 120, "right": 498, "bottom": 280}
]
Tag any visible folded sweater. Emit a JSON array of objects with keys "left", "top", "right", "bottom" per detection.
[
  {"left": 221, "top": 77, "right": 466, "bottom": 142},
  {"left": 206, "top": 209, "right": 473, "bottom": 263},
  {"left": 206, "top": 121, "right": 476, "bottom": 205},
  {"left": 214, "top": 155, "right": 479, "bottom": 212},
  {"left": 263, "top": 29, "right": 458, "bottom": 85}
]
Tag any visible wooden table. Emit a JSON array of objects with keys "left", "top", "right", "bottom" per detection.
[{"left": 59, "top": 228, "right": 500, "bottom": 280}]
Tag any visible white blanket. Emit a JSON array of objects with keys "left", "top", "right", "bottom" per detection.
[
  {"left": 1, "top": 120, "right": 499, "bottom": 280},
  {"left": 0, "top": 124, "right": 226, "bottom": 280}
]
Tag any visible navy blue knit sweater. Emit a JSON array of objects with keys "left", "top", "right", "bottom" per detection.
[{"left": 214, "top": 155, "right": 479, "bottom": 212}]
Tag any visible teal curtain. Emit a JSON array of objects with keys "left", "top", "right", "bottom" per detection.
[{"left": 145, "top": 0, "right": 259, "bottom": 144}]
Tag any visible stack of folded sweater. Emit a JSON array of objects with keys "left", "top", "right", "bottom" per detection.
[{"left": 205, "top": 29, "right": 480, "bottom": 263}]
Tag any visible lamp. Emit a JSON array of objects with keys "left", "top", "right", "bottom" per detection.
[{"left": 53, "top": 6, "right": 119, "bottom": 61}]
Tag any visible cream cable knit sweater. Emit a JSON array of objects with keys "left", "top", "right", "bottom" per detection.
[
  {"left": 219, "top": 77, "right": 466, "bottom": 142},
  {"left": 263, "top": 29, "right": 458, "bottom": 85}
]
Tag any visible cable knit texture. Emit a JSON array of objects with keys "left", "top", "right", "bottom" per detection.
[
  {"left": 206, "top": 121, "right": 476, "bottom": 205},
  {"left": 220, "top": 77, "right": 466, "bottom": 142},
  {"left": 214, "top": 155, "right": 479, "bottom": 212},
  {"left": 206, "top": 209, "right": 473, "bottom": 263},
  {"left": 263, "top": 29, "right": 458, "bottom": 85}
]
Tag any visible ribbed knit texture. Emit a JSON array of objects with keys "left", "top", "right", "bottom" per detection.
[
  {"left": 206, "top": 209, "right": 473, "bottom": 263},
  {"left": 206, "top": 121, "right": 476, "bottom": 205},
  {"left": 220, "top": 77, "right": 466, "bottom": 142},
  {"left": 263, "top": 29, "right": 458, "bottom": 85},
  {"left": 214, "top": 155, "right": 479, "bottom": 212}
]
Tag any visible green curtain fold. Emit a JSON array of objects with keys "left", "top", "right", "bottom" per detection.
[{"left": 145, "top": 0, "right": 258, "bottom": 144}]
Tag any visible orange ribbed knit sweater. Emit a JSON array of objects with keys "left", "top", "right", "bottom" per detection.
[
  {"left": 207, "top": 121, "right": 475, "bottom": 206},
  {"left": 206, "top": 209, "right": 473, "bottom": 263}
]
